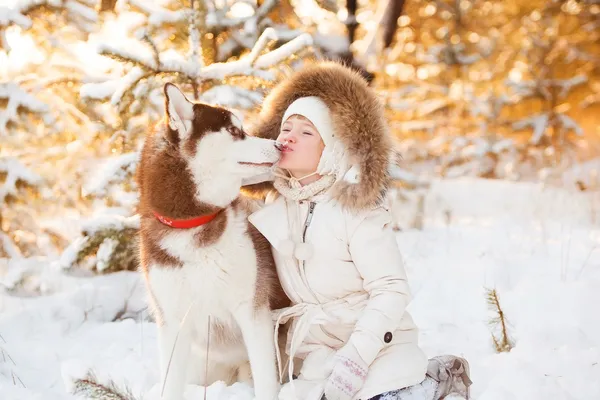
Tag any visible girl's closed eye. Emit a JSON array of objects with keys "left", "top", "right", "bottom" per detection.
[{"left": 303, "top": 131, "right": 313, "bottom": 136}]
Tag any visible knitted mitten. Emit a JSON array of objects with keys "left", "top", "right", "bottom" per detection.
[{"left": 323, "top": 343, "right": 368, "bottom": 400}]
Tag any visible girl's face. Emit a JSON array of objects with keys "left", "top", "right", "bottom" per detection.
[{"left": 276, "top": 115, "right": 325, "bottom": 178}]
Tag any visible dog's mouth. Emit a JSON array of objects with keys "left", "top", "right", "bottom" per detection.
[{"left": 238, "top": 161, "right": 274, "bottom": 167}]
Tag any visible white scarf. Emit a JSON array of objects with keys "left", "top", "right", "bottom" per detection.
[{"left": 273, "top": 170, "right": 335, "bottom": 202}]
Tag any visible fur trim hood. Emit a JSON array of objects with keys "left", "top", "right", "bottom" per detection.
[{"left": 248, "top": 61, "right": 392, "bottom": 212}]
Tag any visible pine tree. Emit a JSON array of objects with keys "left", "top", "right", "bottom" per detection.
[
  {"left": 1, "top": 0, "right": 111, "bottom": 259},
  {"left": 1, "top": 1, "right": 314, "bottom": 274},
  {"left": 60, "top": 0, "right": 314, "bottom": 273},
  {"left": 374, "top": 0, "right": 599, "bottom": 182},
  {"left": 507, "top": 1, "right": 597, "bottom": 150},
  {"left": 0, "top": 157, "right": 42, "bottom": 258}
]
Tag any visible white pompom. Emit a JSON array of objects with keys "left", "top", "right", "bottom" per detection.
[
  {"left": 294, "top": 243, "right": 314, "bottom": 260},
  {"left": 279, "top": 239, "right": 295, "bottom": 256}
]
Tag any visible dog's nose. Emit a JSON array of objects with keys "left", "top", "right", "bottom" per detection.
[{"left": 274, "top": 141, "right": 285, "bottom": 151}]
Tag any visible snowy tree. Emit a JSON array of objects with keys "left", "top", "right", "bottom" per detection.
[
  {"left": 81, "top": 0, "right": 314, "bottom": 130},
  {"left": 0, "top": 0, "right": 114, "bottom": 261},
  {"left": 373, "top": 0, "right": 522, "bottom": 182},
  {"left": 506, "top": 2, "right": 594, "bottom": 148},
  {"left": 0, "top": 157, "right": 43, "bottom": 258},
  {"left": 1, "top": 0, "right": 314, "bottom": 273},
  {"left": 373, "top": 0, "right": 599, "bottom": 183},
  {"left": 0, "top": 0, "right": 99, "bottom": 137},
  {"left": 61, "top": 0, "right": 314, "bottom": 274},
  {"left": 380, "top": 0, "right": 511, "bottom": 133}
]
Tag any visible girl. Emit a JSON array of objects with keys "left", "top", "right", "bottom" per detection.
[{"left": 247, "top": 62, "right": 470, "bottom": 400}]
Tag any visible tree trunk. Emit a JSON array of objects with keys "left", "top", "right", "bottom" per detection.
[
  {"left": 381, "top": 0, "right": 405, "bottom": 49},
  {"left": 99, "top": 0, "right": 118, "bottom": 13},
  {"left": 346, "top": 0, "right": 359, "bottom": 43}
]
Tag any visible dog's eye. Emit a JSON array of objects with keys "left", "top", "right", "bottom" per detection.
[{"left": 227, "top": 126, "right": 244, "bottom": 138}]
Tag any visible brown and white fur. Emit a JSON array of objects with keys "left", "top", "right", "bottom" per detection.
[{"left": 137, "top": 83, "right": 288, "bottom": 400}]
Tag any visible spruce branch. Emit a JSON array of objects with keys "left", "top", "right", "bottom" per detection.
[
  {"left": 74, "top": 227, "right": 139, "bottom": 274},
  {"left": 72, "top": 371, "right": 138, "bottom": 400},
  {"left": 140, "top": 33, "right": 161, "bottom": 69},
  {"left": 485, "top": 288, "right": 514, "bottom": 353}
]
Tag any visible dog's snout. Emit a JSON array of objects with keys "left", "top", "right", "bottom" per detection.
[{"left": 274, "top": 141, "right": 285, "bottom": 151}]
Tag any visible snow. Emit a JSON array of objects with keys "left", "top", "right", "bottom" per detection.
[
  {"left": 0, "top": 5, "right": 32, "bottom": 30},
  {"left": 201, "top": 85, "right": 263, "bottom": 109},
  {"left": 81, "top": 152, "right": 139, "bottom": 197},
  {"left": 57, "top": 237, "right": 88, "bottom": 271},
  {"left": 253, "top": 31, "right": 313, "bottom": 69},
  {"left": 83, "top": 27, "right": 313, "bottom": 110},
  {"left": 1, "top": 177, "right": 599, "bottom": 399},
  {"left": 0, "top": 83, "right": 52, "bottom": 133},
  {"left": 95, "top": 238, "right": 119, "bottom": 273},
  {"left": 0, "top": 233, "right": 22, "bottom": 259},
  {"left": 2, "top": 1, "right": 598, "bottom": 398},
  {"left": 512, "top": 112, "right": 584, "bottom": 145},
  {"left": 80, "top": 214, "right": 140, "bottom": 237},
  {"left": 0, "top": 156, "right": 43, "bottom": 202},
  {"left": 0, "top": 0, "right": 97, "bottom": 32},
  {"left": 512, "top": 114, "right": 550, "bottom": 145}
]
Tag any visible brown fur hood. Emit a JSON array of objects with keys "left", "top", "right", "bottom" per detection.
[{"left": 248, "top": 61, "right": 392, "bottom": 212}]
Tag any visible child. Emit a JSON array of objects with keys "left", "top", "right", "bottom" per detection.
[{"left": 247, "top": 62, "right": 470, "bottom": 400}]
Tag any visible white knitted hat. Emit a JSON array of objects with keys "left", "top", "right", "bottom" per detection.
[
  {"left": 281, "top": 96, "right": 336, "bottom": 147},
  {"left": 281, "top": 97, "right": 358, "bottom": 182}
]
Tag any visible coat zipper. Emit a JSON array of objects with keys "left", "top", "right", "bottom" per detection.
[
  {"left": 299, "top": 201, "right": 319, "bottom": 301},
  {"left": 302, "top": 201, "right": 316, "bottom": 242}
]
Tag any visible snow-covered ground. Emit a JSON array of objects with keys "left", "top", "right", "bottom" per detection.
[{"left": 1, "top": 177, "right": 599, "bottom": 400}]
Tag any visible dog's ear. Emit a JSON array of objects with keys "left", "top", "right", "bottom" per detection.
[{"left": 164, "top": 83, "right": 194, "bottom": 136}]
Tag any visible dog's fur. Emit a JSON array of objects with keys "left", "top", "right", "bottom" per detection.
[{"left": 137, "top": 83, "right": 288, "bottom": 400}]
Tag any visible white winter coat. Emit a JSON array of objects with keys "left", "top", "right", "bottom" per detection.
[
  {"left": 249, "top": 195, "right": 427, "bottom": 399},
  {"left": 245, "top": 62, "right": 428, "bottom": 399}
]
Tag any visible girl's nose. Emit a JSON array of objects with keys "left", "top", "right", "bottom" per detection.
[{"left": 285, "top": 135, "right": 296, "bottom": 143}]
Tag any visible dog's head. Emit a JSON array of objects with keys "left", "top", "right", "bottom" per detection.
[{"left": 157, "top": 83, "right": 280, "bottom": 207}]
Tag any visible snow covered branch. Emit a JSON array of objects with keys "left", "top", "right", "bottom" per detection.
[
  {"left": 71, "top": 371, "right": 138, "bottom": 400},
  {"left": 187, "top": 0, "right": 205, "bottom": 72},
  {"left": 0, "top": 232, "right": 22, "bottom": 258},
  {"left": 0, "top": 157, "right": 42, "bottom": 203},
  {"left": 0, "top": 83, "right": 53, "bottom": 134},
  {"left": 507, "top": 75, "right": 587, "bottom": 101},
  {"left": 128, "top": 0, "right": 278, "bottom": 32},
  {"left": 581, "top": 87, "right": 600, "bottom": 108},
  {"left": 59, "top": 215, "right": 140, "bottom": 274},
  {"left": 83, "top": 27, "right": 313, "bottom": 110},
  {"left": 98, "top": 27, "right": 312, "bottom": 82},
  {"left": 0, "top": 0, "right": 97, "bottom": 49},
  {"left": 81, "top": 152, "right": 139, "bottom": 198},
  {"left": 512, "top": 112, "right": 583, "bottom": 145}
]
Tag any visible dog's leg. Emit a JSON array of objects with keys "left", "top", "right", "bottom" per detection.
[
  {"left": 157, "top": 317, "right": 193, "bottom": 400},
  {"left": 233, "top": 304, "right": 279, "bottom": 400}
]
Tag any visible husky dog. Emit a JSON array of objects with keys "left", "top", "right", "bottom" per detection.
[{"left": 137, "top": 83, "right": 288, "bottom": 400}]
